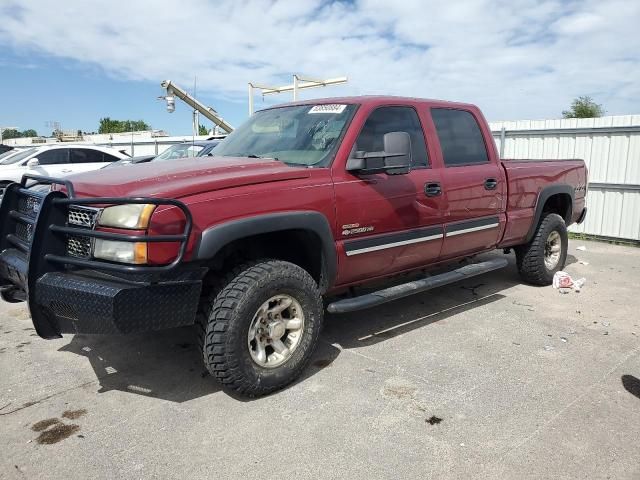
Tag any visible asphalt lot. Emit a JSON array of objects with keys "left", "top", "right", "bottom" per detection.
[{"left": 1, "top": 238, "right": 639, "bottom": 479}]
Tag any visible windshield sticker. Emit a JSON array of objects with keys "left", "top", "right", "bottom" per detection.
[{"left": 308, "top": 104, "right": 347, "bottom": 114}]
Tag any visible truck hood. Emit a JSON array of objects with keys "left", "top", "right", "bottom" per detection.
[{"left": 66, "top": 156, "right": 312, "bottom": 199}]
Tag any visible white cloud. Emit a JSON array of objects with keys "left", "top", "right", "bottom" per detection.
[{"left": 0, "top": 0, "right": 638, "bottom": 120}]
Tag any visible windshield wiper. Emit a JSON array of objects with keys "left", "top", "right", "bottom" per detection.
[{"left": 247, "top": 154, "right": 280, "bottom": 162}]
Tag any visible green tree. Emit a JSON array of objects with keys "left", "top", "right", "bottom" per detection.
[
  {"left": 198, "top": 124, "right": 209, "bottom": 136},
  {"left": 98, "top": 118, "right": 151, "bottom": 134},
  {"left": 21, "top": 129, "right": 38, "bottom": 137},
  {"left": 129, "top": 120, "right": 151, "bottom": 131},
  {"left": 1, "top": 128, "right": 21, "bottom": 139},
  {"left": 562, "top": 96, "right": 605, "bottom": 118}
]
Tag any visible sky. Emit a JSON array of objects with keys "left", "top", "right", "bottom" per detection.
[{"left": 0, "top": 0, "right": 639, "bottom": 136}]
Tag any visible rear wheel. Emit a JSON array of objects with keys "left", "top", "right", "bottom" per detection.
[
  {"left": 515, "top": 213, "right": 568, "bottom": 285},
  {"left": 198, "top": 259, "right": 323, "bottom": 397}
]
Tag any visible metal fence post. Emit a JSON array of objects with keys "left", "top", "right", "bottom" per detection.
[{"left": 499, "top": 127, "right": 506, "bottom": 159}]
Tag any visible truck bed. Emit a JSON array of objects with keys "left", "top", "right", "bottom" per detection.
[{"left": 499, "top": 158, "right": 587, "bottom": 247}]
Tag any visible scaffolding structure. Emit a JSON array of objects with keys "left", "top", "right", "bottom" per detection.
[{"left": 248, "top": 75, "right": 347, "bottom": 115}]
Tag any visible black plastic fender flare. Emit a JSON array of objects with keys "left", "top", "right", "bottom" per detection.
[
  {"left": 194, "top": 211, "right": 337, "bottom": 289},
  {"left": 525, "top": 184, "right": 574, "bottom": 243}
]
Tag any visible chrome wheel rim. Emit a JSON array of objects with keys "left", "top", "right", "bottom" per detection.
[
  {"left": 544, "top": 231, "right": 562, "bottom": 270},
  {"left": 247, "top": 294, "right": 305, "bottom": 369}
]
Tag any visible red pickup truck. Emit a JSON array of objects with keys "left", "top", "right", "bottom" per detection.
[{"left": 0, "top": 96, "right": 587, "bottom": 396}]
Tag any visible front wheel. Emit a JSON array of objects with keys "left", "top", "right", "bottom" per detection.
[
  {"left": 199, "top": 260, "right": 323, "bottom": 397},
  {"left": 515, "top": 213, "right": 568, "bottom": 285}
]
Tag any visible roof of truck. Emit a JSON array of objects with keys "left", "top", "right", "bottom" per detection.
[{"left": 271, "top": 95, "right": 478, "bottom": 110}]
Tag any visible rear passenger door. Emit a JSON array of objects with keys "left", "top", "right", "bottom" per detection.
[
  {"left": 430, "top": 108, "right": 505, "bottom": 258},
  {"left": 68, "top": 148, "right": 116, "bottom": 175}
]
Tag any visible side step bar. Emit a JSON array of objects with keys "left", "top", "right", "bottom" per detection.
[{"left": 327, "top": 257, "right": 509, "bottom": 314}]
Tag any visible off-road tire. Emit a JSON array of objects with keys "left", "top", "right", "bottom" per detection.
[
  {"left": 515, "top": 213, "right": 568, "bottom": 285},
  {"left": 197, "top": 259, "right": 323, "bottom": 397}
]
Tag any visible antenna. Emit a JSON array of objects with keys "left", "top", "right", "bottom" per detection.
[{"left": 45, "top": 121, "right": 63, "bottom": 141}]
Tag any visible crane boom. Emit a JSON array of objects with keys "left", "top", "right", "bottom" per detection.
[{"left": 160, "top": 80, "right": 234, "bottom": 134}]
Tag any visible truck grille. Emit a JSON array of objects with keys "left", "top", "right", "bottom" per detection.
[
  {"left": 9, "top": 194, "right": 99, "bottom": 259},
  {"left": 68, "top": 206, "right": 99, "bottom": 228},
  {"left": 17, "top": 193, "right": 41, "bottom": 218},
  {"left": 66, "top": 206, "right": 99, "bottom": 259},
  {"left": 16, "top": 222, "right": 34, "bottom": 243},
  {"left": 67, "top": 235, "right": 93, "bottom": 259},
  {"left": 2, "top": 175, "right": 191, "bottom": 279}
]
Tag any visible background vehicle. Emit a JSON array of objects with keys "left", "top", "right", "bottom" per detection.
[
  {"left": 0, "top": 148, "right": 23, "bottom": 164},
  {"left": 107, "top": 140, "right": 220, "bottom": 168},
  {"left": 0, "top": 144, "right": 129, "bottom": 197},
  {"left": 0, "top": 96, "right": 587, "bottom": 397}
]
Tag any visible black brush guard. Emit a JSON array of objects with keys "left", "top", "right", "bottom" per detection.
[{"left": 0, "top": 174, "right": 205, "bottom": 339}]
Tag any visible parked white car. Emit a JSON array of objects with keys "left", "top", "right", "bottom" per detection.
[{"left": 0, "top": 144, "right": 129, "bottom": 197}]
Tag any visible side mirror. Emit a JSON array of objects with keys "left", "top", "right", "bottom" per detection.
[
  {"left": 26, "top": 158, "right": 40, "bottom": 168},
  {"left": 346, "top": 131, "right": 412, "bottom": 175}
]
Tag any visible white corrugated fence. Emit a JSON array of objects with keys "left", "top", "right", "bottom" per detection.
[{"left": 490, "top": 115, "right": 640, "bottom": 241}]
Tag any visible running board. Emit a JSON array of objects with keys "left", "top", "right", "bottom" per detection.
[{"left": 326, "top": 257, "right": 509, "bottom": 314}]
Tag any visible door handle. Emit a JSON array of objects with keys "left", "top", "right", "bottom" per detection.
[
  {"left": 61, "top": 169, "right": 72, "bottom": 173},
  {"left": 424, "top": 182, "right": 442, "bottom": 197},
  {"left": 484, "top": 178, "right": 498, "bottom": 190}
]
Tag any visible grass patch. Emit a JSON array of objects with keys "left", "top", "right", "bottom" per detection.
[{"left": 568, "top": 232, "right": 639, "bottom": 247}]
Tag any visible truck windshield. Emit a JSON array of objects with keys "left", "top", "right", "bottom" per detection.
[
  {"left": 155, "top": 144, "right": 205, "bottom": 161},
  {"left": 214, "top": 104, "right": 357, "bottom": 167}
]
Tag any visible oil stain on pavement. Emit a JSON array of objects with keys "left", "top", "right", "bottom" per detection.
[
  {"left": 62, "top": 409, "right": 87, "bottom": 420},
  {"left": 30, "top": 408, "right": 88, "bottom": 445}
]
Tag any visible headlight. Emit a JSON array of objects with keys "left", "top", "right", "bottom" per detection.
[
  {"left": 94, "top": 240, "right": 148, "bottom": 264},
  {"left": 98, "top": 204, "right": 155, "bottom": 229}
]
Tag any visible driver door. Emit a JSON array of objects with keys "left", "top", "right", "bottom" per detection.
[{"left": 333, "top": 105, "right": 446, "bottom": 285}]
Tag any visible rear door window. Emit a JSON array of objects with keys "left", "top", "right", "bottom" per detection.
[
  {"left": 103, "top": 153, "right": 120, "bottom": 162},
  {"left": 431, "top": 109, "right": 489, "bottom": 166},
  {"left": 70, "top": 148, "right": 108, "bottom": 163}
]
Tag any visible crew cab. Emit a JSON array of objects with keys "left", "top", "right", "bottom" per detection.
[{"left": 0, "top": 96, "right": 587, "bottom": 397}]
